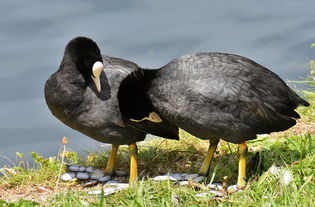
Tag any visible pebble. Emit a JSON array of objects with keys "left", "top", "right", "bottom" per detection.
[
  {"left": 227, "top": 184, "right": 238, "bottom": 192},
  {"left": 179, "top": 181, "right": 189, "bottom": 186},
  {"left": 68, "top": 165, "right": 80, "bottom": 172},
  {"left": 206, "top": 182, "right": 223, "bottom": 191},
  {"left": 60, "top": 172, "right": 76, "bottom": 181},
  {"left": 85, "top": 167, "right": 95, "bottom": 173},
  {"left": 106, "top": 180, "right": 119, "bottom": 184},
  {"left": 170, "top": 173, "right": 183, "bottom": 181},
  {"left": 90, "top": 170, "right": 105, "bottom": 179},
  {"left": 196, "top": 190, "right": 224, "bottom": 197},
  {"left": 76, "top": 172, "right": 90, "bottom": 180},
  {"left": 98, "top": 175, "right": 111, "bottom": 182},
  {"left": 107, "top": 183, "right": 129, "bottom": 189},
  {"left": 193, "top": 176, "right": 205, "bottom": 183},
  {"left": 183, "top": 173, "right": 199, "bottom": 180},
  {"left": 78, "top": 166, "right": 86, "bottom": 172},
  {"left": 88, "top": 184, "right": 129, "bottom": 195},
  {"left": 152, "top": 175, "right": 173, "bottom": 181}
]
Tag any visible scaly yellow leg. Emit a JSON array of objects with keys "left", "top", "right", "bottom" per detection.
[
  {"left": 198, "top": 139, "right": 219, "bottom": 176},
  {"left": 237, "top": 142, "right": 248, "bottom": 187},
  {"left": 129, "top": 143, "right": 138, "bottom": 184},
  {"left": 104, "top": 144, "right": 119, "bottom": 174}
]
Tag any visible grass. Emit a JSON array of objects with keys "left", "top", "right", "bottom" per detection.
[{"left": 1, "top": 70, "right": 314, "bottom": 207}]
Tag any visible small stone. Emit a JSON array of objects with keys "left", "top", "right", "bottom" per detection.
[
  {"left": 76, "top": 172, "right": 90, "bottom": 180},
  {"left": 78, "top": 166, "right": 86, "bottom": 172},
  {"left": 227, "top": 184, "right": 239, "bottom": 192},
  {"left": 196, "top": 192, "right": 208, "bottom": 197},
  {"left": 209, "top": 190, "right": 224, "bottom": 196},
  {"left": 107, "top": 183, "right": 129, "bottom": 189},
  {"left": 269, "top": 165, "right": 280, "bottom": 174},
  {"left": 60, "top": 172, "right": 76, "bottom": 181},
  {"left": 90, "top": 171, "right": 105, "bottom": 179},
  {"left": 193, "top": 176, "right": 205, "bottom": 183},
  {"left": 88, "top": 187, "right": 126, "bottom": 196},
  {"left": 115, "top": 183, "right": 129, "bottom": 189},
  {"left": 171, "top": 173, "right": 183, "bottom": 181},
  {"left": 106, "top": 180, "right": 119, "bottom": 184},
  {"left": 281, "top": 170, "right": 293, "bottom": 186},
  {"left": 183, "top": 173, "right": 199, "bottom": 180},
  {"left": 68, "top": 165, "right": 80, "bottom": 171},
  {"left": 206, "top": 182, "right": 223, "bottom": 190},
  {"left": 98, "top": 175, "right": 111, "bottom": 182},
  {"left": 196, "top": 190, "right": 224, "bottom": 197},
  {"left": 179, "top": 181, "right": 189, "bottom": 186},
  {"left": 85, "top": 167, "right": 95, "bottom": 173},
  {"left": 88, "top": 190, "right": 102, "bottom": 195},
  {"left": 152, "top": 175, "right": 170, "bottom": 181}
]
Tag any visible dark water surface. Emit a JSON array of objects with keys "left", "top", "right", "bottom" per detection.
[{"left": 1, "top": 0, "right": 315, "bottom": 167}]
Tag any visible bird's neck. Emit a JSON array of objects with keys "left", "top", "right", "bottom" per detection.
[{"left": 118, "top": 68, "right": 158, "bottom": 120}]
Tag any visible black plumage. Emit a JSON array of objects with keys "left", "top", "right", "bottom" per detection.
[
  {"left": 118, "top": 53, "right": 309, "bottom": 144},
  {"left": 45, "top": 37, "right": 178, "bottom": 145}
]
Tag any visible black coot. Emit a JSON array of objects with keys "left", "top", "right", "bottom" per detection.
[
  {"left": 44, "top": 37, "right": 178, "bottom": 183},
  {"left": 118, "top": 53, "right": 309, "bottom": 187}
]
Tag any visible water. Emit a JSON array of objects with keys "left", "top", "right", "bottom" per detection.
[{"left": 1, "top": 0, "right": 314, "bottom": 167}]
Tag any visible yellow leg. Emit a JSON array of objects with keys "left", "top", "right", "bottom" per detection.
[
  {"left": 104, "top": 144, "right": 119, "bottom": 174},
  {"left": 198, "top": 139, "right": 219, "bottom": 176},
  {"left": 129, "top": 143, "right": 138, "bottom": 184},
  {"left": 237, "top": 142, "right": 248, "bottom": 187}
]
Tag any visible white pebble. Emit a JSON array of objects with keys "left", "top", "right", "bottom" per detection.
[
  {"left": 269, "top": 165, "right": 280, "bottom": 174},
  {"left": 179, "top": 181, "right": 189, "bottom": 186},
  {"left": 107, "top": 183, "right": 129, "bottom": 189},
  {"left": 76, "top": 172, "right": 90, "bottom": 180},
  {"left": 193, "top": 176, "right": 205, "bottom": 183},
  {"left": 227, "top": 185, "right": 239, "bottom": 192},
  {"left": 196, "top": 192, "right": 208, "bottom": 197},
  {"left": 206, "top": 182, "right": 223, "bottom": 190},
  {"left": 88, "top": 186, "right": 127, "bottom": 196},
  {"left": 209, "top": 190, "right": 224, "bottom": 196},
  {"left": 183, "top": 173, "right": 199, "bottom": 180},
  {"left": 106, "top": 180, "right": 119, "bottom": 184},
  {"left": 60, "top": 172, "right": 76, "bottom": 181},
  {"left": 281, "top": 170, "right": 293, "bottom": 185},
  {"left": 170, "top": 173, "right": 183, "bottom": 181},
  {"left": 152, "top": 175, "right": 172, "bottom": 181}
]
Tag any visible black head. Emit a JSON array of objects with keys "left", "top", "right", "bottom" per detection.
[
  {"left": 64, "top": 37, "right": 103, "bottom": 84},
  {"left": 118, "top": 71, "right": 154, "bottom": 120}
]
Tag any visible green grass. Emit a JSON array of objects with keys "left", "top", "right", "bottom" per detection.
[{"left": 1, "top": 130, "right": 314, "bottom": 206}]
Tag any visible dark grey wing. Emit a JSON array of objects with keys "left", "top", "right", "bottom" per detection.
[{"left": 102, "top": 55, "right": 140, "bottom": 74}]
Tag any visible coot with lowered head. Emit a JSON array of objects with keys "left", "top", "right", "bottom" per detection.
[{"left": 118, "top": 53, "right": 309, "bottom": 187}]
